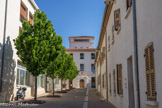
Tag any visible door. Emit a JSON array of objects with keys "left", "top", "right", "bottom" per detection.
[
  {"left": 80, "top": 79, "right": 84, "bottom": 88},
  {"left": 127, "top": 56, "right": 135, "bottom": 108},
  {"left": 91, "top": 77, "right": 95, "bottom": 88}
]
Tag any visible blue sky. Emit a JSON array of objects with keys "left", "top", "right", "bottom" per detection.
[{"left": 35, "top": 0, "right": 105, "bottom": 48}]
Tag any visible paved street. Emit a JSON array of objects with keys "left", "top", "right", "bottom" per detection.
[{"left": 1, "top": 88, "right": 115, "bottom": 108}]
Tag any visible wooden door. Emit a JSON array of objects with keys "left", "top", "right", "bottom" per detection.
[{"left": 80, "top": 80, "right": 84, "bottom": 88}]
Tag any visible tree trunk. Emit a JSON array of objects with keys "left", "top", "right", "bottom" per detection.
[
  {"left": 34, "top": 76, "right": 37, "bottom": 101},
  {"left": 53, "top": 78, "right": 55, "bottom": 96},
  {"left": 60, "top": 79, "right": 62, "bottom": 91}
]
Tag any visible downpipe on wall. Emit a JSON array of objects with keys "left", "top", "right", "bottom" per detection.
[
  {"left": 0, "top": 0, "right": 8, "bottom": 100},
  {"left": 132, "top": 0, "right": 141, "bottom": 108}
]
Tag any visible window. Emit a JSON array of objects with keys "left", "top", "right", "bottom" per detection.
[
  {"left": 91, "top": 64, "right": 95, "bottom": 73},
  {"left": 145, "top": 42, "right": 156, "bottom": 100},
  {"left": 55, "top": 78, "right": 59, "bottom": 84},
  {"left": 16, "top": 63, "right": 30, "bottom": 86},
  {"left": 98, "top": 74, "right": 101, "bottom": 86},
  {"left": 74, "top": 39, "right": 89, "bottom": 42},
  {"left": 80, "top": 53, "right": 84, "bottom": 59},
  {"left": 80, "top": 64, "right": 84, "bottom": 71},
  {"left": 109, "top": 73, "right": 112, "bottom": 94},
  {"left": 91, "top": 53, "right": 95, "bottom": 59},
  {"left": 114, "top": 9, "right": 121, "bottom": 31},
  {"left": 117, "top": 64, "right": 123, "bottom": 94},
  {"left": 29, "top": 12, "right": 33, "bottom": 25},
  {"left": 113, "top": 70, "right": 116, "bottom": 94},
  {"left": 20, "top": 2, "right": 27, "bottom": 22},
  {"left": 126, "top": 0, "right": 132, "bottom": 11},
  {"left": 37, "top": 75, "right": 43, "bottom": 88}
]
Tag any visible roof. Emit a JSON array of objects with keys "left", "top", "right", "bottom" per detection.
[
  {"left": 66, "top": 48, "right": 96, "bottom": 52},
  {"left": 29, "top": 0, "right": 39, "bottom": 10}
]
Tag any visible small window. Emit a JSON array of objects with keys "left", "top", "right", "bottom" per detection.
[
  {"left": 80, "top": 53, "right": 84, "bottom": 59},
  {"left": 20, "top": 2, "right": 27, "bottom": 22},
  {"left": 29, "top": 12, "right": 33, "bottom": 25},
  {"left": 145, "top": 42, "right": 156, "bottom": 100},
  {"left": 126, "top": 0, "right": 132, "bottom": 11},
  {"left": 37, "top": 75, "right": 43, "bottom": 88},
  {"left": 91, "top": 53, "right": 95, "bottom": 59},
  {"left": 114, "top": 9, "right": 121, "bottom": 31},
  {"left": 91, "top": 64, "right": 95, "bottom": 73},
  {"left": 80, "top": 64, "right": 84, "bottom": 71},
  {"left": 117, "top": 64, "right": 123, "bottom": 94}
]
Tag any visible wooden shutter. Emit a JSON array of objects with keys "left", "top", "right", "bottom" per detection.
[
  {"left": 109, "top": 73, "right": 111, "bottom": 94},
  {"left": 20, "top": 2, "right": 27, "bottom": 22},
  {"left": 102, "top": 74, "right": 105, "bottom": 88},
  {"left": 145, "top": 42, "right": 156, "bottom": 100},
  {"left": 29, "top": 12, "right": 33, "bottom": 24},
  {"left": 113, "top": 70, "right": 116, "bottom": 94},
  {"left": 117, "top": 64, "right": 123, "bottom": 94},
  {"left": 114, "top": 9, "right": 121, "bottom": 31}
]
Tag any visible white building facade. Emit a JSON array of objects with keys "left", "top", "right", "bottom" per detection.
[
  {"left": 0, "top": 0, "right": 56, "bottom": 102},
  {"left": 95, "top": 0, "right": 162, "bottom": 108},
  {"left": 66, "top": 36, "right": 96, "bottom": 88}
]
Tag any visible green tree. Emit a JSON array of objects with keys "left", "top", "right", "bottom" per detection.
[
  {"left": 46, "top": 45, "right": 65, "bottom": 96},
  {"left": 59, "top": 54, "right": 79, "bottom": 90},
  {"left": 14, "top": 10, "right": 54, "bottom": 101}
]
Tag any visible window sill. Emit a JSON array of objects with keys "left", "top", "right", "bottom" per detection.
[
  {"left": 125, "top": 7, "right": 132, "bottom": 19},
  {"left": 145, "top": 100, "right": 158, "bottom": 107}
]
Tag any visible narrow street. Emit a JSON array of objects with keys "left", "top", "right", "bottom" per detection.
[{"left": 2, "top": 89, "right": 115, "bottom": 108}]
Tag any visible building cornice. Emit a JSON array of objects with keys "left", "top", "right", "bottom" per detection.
[{"left": 28, "top": 0, "right": 39, "bottom": 10}]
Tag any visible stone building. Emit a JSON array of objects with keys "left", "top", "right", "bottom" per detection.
[
  {"left": 66, "top": 36, "right": 96, "bottom": 88},
  {"left": 95, "top": 0, "right": 162, "bottom": 108}
]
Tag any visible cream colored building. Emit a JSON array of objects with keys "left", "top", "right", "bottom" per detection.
[
  {"left": 95, "top": 0, "right": 162, "bottom": 108},
  {"left": 66, "top": 36, "right": 96, "bottom": 88},
  {"left": 0, "top": 0, "right": 59, "bottom": 102}
]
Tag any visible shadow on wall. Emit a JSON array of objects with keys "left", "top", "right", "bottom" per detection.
[{"left": 0, "top": 36, "right": 16, "bottom": 102}]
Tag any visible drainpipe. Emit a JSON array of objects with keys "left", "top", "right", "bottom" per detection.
[
  {"left": 132, "top": 0, "right": 141, "bottom": 108},
  {"left": 0, "top": 0, "right": 8, "bottom": 95},
  {"left": 105, "top": 28, "right": 109, "bottom": 102},
  {"left": 100, "top": 63, "right": 102, "bottom": 95}
]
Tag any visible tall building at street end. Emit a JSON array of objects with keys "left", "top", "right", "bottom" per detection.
[{"left": 66, "top": 36, "right": 96, "bottom": 88}]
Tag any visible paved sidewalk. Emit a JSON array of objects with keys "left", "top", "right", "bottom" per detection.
[
  {"left": 88, "top": 88, "right": 116, "bottom": 108},
  {"left": 0, "top": 88, "right": 115, "bottom": 108}
]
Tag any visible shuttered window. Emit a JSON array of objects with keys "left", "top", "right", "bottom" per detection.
[
  {"left": 113, "top": 70, "right": 116, "bottom": 94},
  {"left": 117, "top": 64, "right": 123, "bottom": 94},
  {"left": 145, "top": 42, "right": 156, "bottom": 100},
  {"left": 114, "top": 9, "right": 121, "bottom": 31},
  {"left": 20, "top": 2, "right": 27, "bottom": 22},
  {"left": 109, "top": 73, "right": 111, "bottom": 94},
  {"left": 29, "top": 12, "right": 33, "bottom": 25},
  {"left": 102, "top": 74, "right": 104, "bottom": 88},
  {"left": 126, "top": 0, "right": 132, "bottom": 11}
]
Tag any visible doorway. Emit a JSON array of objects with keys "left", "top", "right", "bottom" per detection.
[
  {"left": 91, "top": 77, "right": 95, "bottom": 88},
  {"left": 127, "top": 56, "right": 135, "bottom": 108},
  {"left": 80, "top": 79, "right": 84, "bottom": 88}
]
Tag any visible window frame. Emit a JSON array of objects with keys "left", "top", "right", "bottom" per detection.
[
  {"left": 80, "top": 64, "right": 84, "bottom": 71},
  {"left": 20, "top": 1, "right": 28, "bottom": 22},
  {"left": 114, "top": 9, "right": 121, "bottom": 32},
  {"left": 80, "top": 53, "right": 84, "bottom": 59},
  {"left": 117, "top": 64, "right": 123, "bottom": 94}
]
